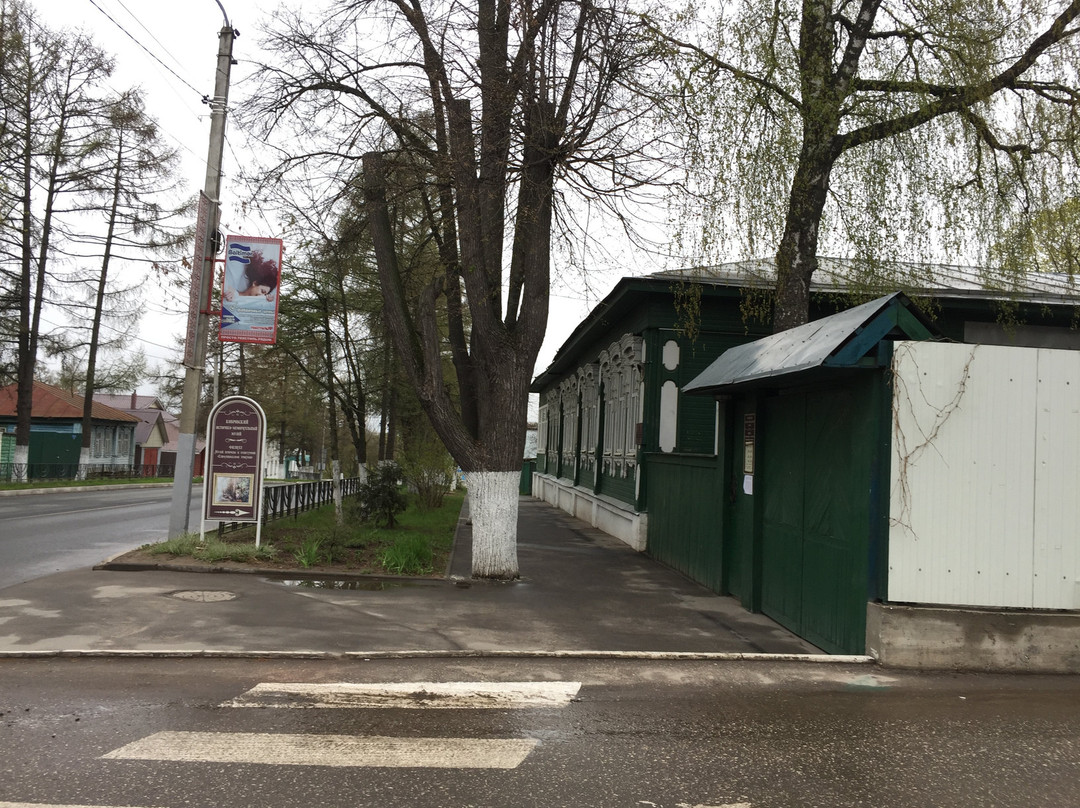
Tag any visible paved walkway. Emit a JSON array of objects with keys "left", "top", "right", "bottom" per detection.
[{"left": 0, "top": 496, "right": 833, "bottom": 659}]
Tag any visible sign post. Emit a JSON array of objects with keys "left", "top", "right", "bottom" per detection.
[{"left": 202, "top": 396, "right": 267, "bottom": 547}]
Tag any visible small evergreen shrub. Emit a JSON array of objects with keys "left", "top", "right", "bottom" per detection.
[{"left": 357, "top": 462, "right": 407, "bottom": 528}]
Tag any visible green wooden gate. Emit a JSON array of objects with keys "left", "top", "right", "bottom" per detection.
[
  {"left": 646, "top": 453, "right": 723, "bottom": 591},
  {"left": 759, "top": 379, "right": 878, "bottom": 654}
]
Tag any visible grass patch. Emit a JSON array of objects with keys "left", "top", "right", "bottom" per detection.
[
  {"left": 136, "top": 490, "right": 464, "bottom": 577},
  {"left": 379, "top": 534, "right": 434, "bottom": 575},
  {"left": 144, "top": 532, "right": 279, "bottom": 564}
]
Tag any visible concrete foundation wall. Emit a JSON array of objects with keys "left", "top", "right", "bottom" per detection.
[
  {"left": 867, "top": 601, "right": 1080, "bottom": 673},
  {"left": 532, "top": 473, "right": 647, "bottom": 551}
]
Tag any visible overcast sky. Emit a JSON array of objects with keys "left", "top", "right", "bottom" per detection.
[{"left": 28, "top": 0, "right": 657, "bottom": 398}]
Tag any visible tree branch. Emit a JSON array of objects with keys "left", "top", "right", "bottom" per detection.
[{"left": 836, "top": 0, "right": 1080, "bottom": 155}]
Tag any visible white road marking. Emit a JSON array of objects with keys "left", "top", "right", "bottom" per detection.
[
  {"left": 222, "top": 680, "right": 582, "bottom": 709},
  {"left": 102, "top": 731, "right": 538, "bottom": 769}
]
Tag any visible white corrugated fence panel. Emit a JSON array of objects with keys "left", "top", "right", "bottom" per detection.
[
  {"left": 1033, "top": 349, "right": 1080, "bottom": 608},
  {"left": 889, "top": 342, "right": 1048, "bottom": 608}
]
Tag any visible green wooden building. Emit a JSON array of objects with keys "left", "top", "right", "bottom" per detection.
[
  {"left": 0, "top": 381, "right": 139, "bottom": 479},
  {"left": 530, "top": 260, "right": 1080, "bottom": 654}
]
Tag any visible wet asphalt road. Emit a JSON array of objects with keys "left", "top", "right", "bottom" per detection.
[
  {"left": 0, "top": 486, "right": 203, "bottom": 589},
  {"left": 1, "top": 657, "right": 1077, "bottom": 808}
]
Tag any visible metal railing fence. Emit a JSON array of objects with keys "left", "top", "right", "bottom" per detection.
[{"left": 216, "top": 477, "right": 362, "bottom": 535}]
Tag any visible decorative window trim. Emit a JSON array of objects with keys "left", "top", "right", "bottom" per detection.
[
  {"left": 117, "top": 427, "right": 132, "bottom": 458},
  {"left": 598, "top": 334, "right": 642, "bottom": 478}
]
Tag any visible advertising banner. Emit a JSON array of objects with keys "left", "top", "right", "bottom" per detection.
[
  {"left": 203, "top": 396, "right": 266, "bottom": 531},
  {"left": 219, "top": 235, "right": 283, "bottom": 345}
]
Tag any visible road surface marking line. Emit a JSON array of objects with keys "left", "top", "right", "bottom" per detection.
[
  {"left": 222, "top": 680, "right": 582, "bottom": 709},
  {"left": 102, "top": 731, "right": 538, "bottom": 769}
]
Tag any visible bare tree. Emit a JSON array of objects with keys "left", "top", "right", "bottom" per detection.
[
  {"left": 657, "top": 0, "right": 1080, "bottom": 331},
  {"left": 247, "top": 0, "right": 661, "bottom": 577},
  {"left": 71, "top": 90, "right": 183, "bottom": 475},
  {"left": 0, "top": 1, "right": 113, "bottom": 477}
]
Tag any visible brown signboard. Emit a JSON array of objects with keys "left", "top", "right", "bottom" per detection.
[{"left": 204, "top": 396, "right": 265, "bottom": 523}]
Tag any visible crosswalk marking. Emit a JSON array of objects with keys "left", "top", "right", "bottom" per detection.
[
  {"left": 102, "top": 731, "right": 538, "bottom": 769},
  {"left": 222, "top": 680, "right": 581, "bottom": 710}
]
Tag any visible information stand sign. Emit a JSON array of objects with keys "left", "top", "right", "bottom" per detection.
[{"left": 202, "top": 396, "right": 267, "bottom": 547}]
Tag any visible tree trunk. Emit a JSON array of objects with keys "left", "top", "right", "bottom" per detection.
[
  {"left": 770, "top": 0, "right": 843, "bottom": 333},
  {"left": 467, "top": 471, "right": 520, "bottom": 577},
  {"left": 79, "top": 131, "right": 125, "bottom": 479},
  {"left": 378, "top": 337, "right": 391, "bottom": 462},
  {"left": 772, "top": 153, "right": 837, "bottom": 331},
  {"left": 363, "top": 108, "right": 551, "bottom": 579},
  {"left": 321, "top": 301, "right": 342, "bottom": 522},
  {"left": 14, "top": 66, "right": 34, "bottom": 483},
  {"left": 772, "top": 106, "right": 840, "bottom": 331}
]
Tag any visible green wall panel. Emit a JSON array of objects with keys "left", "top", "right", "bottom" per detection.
[
  {"left": 29, "top": 432, "right": 81, "bottom": 465},
  {"left": 597, "top": 468, "right": 635, "bottom": 504},
  {"left": 645, "top": 453, "right": 723, "bottom": 591},
  {"left": 758, "top": 378, "right": 879, "bottom": 654},
  {"left": 761, "top": 394, "right": 807, "bottom": 633}
]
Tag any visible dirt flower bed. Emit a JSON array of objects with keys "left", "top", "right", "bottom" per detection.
[{"left": 116, "top": 491, "right": 464, "bottom": 578}]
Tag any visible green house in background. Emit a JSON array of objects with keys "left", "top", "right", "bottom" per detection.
[
  {"left": 530, "top": 260, "right": 1080, "bottom": 656},
  {"left": 0, "top": 381, "right": 139, "bottom": 478}
]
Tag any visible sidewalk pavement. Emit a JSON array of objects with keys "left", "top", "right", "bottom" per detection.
[{"left": 0, "top": 496, "right": 845, "bottom": 661}]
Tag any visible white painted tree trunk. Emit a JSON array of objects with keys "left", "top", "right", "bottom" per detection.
[
  {"left": 77, "top": 446, "right": 91, "bottom": 481},
  {"left": 467, "top": 471, "right": 519, "bottom": 579},
  {"left": 331, "top": 459, "right": 342, "bottom": 523},
  {"left": 13, "top": 443, "right": 28, "bottom": 483}
]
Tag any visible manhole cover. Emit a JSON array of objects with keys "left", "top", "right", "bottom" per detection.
[{"left": 169, "top": 590, "right": 237, "bottom": 602}]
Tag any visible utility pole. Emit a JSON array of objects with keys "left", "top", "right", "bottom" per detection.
[{"left": 169, "top": 20, "right": 236, "bottom": 537}]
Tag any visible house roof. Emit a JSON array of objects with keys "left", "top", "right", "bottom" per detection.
[
  {"left": 160, "top": 413, "right": 204, "bottom": 454},
  {"left": 0, "top": 381, "right": 139, "bottom": 423},
  {"left": 654, "top": 257, "right": 1080, "bottom": 306},
  {"left": 94, "top": 393, "right": 167, "bottom": 412},
  {"left": 532, "top": 257, "right": 1080, "bottom": 392},
  {"left": 92, "top": 393, "right": 175, "bottom": 446},
  {"left": 129, "top": 409, "right": 169, "bottom": 445},
  {"left": 683, "top": 292, "right": 939, "bottom": 395},
  {"left": 532, "top": 275, "right": 697, "bottom": 390}
]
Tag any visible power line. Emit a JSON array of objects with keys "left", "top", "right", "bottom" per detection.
[
  {"left": 75, "top": 0, "right": 215, "bottom": 175},
  {"left": 85, "top": 0, "right": 204, "bottom": 99},
  {"left": 112, "top": 0, "right": 189, "bottom": 76}
]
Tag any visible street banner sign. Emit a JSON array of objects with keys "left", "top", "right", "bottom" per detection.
[
  {"left": 203, "top": 396, "right": 267, "bottom": 546},
  {"left": 219, "top": 235, "right": 283, "bottom": 345}
]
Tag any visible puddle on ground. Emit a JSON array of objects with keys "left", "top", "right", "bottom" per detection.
[{"left": 267, "top": 577, "right": 408, "bottom": 591}]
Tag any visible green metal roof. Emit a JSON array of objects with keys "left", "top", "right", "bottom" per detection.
[{"left": 683, "top": 292, "right": 939, "bottom": 395}]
